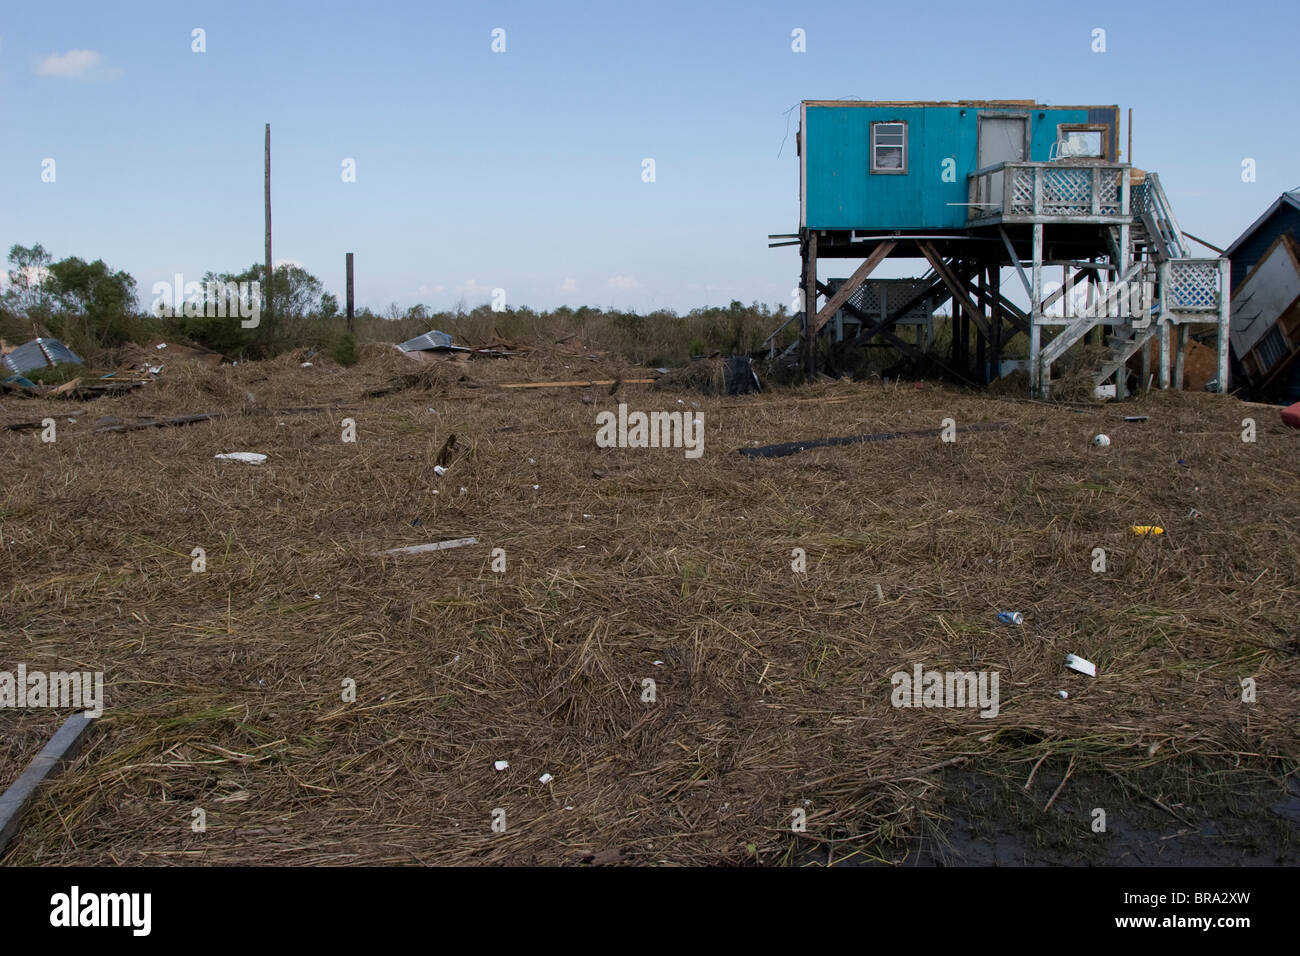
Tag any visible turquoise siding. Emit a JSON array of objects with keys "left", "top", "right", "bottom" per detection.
[{"left": 803, "top": 104, "right": 1104, "bottom": 230}]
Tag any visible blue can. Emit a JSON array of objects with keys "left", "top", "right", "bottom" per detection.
[{"left": 997, "top": 611, "right": 1024, "bottom": 625}]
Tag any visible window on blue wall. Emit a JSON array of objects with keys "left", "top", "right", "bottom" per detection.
[
  {"left": 1056, "top": 126, "right": 1106, "bottom": 159},
  {"left": 871, "top": 122, "right": 907, "bottom": 173}
]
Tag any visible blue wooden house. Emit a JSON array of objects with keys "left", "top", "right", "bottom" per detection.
[{"left": 773, "top": 99, "right": 1229, "bottom": 398}]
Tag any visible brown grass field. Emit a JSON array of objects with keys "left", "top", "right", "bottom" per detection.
[{"left": 2, "top": 345, "right": 1298, "bottom": 865}]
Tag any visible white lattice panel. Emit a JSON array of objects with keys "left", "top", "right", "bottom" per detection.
[{"left": 1168, "top": 261, "right": 1221, "bottom": 311}]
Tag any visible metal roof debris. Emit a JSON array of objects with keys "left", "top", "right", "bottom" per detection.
[
  {"left": 398, "top": 330, "right": 454, "bottom": 352},
  {"left": 1, "top": 338, "right": 82, "bottom": 376}
]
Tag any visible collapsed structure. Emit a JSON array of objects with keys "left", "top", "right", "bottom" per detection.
[
  {"left": 1224, "top": 190, "right": 1300, "bottom": 402},
  {"left": 771, "top": 100, "right": 1229, "bottom": 398}
]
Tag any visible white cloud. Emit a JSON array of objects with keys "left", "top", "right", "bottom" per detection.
[
  {"left": 36, "top": 49, "right": 119, "bottom": 80},
  {"left": 560, "top": 278, "right": 577, "bottom": 292},
  {"left": 606, "top": 275, "right": 639, "bottom": 290},
  {"left": 417, "top": 283, "right": 446, "bottom": 296},
  {"left": 455, "top": 279, "right": 492, "bottom": 297}
]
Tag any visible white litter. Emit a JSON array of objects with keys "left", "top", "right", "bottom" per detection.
[
  {"left": 1065, "top": 654, "right": 1097, "bottom": 677},
  {"left": 214, "top": 452, "right": 267, "bottom": 465},
  {"left": 155, "top": 343, "right": 167, "bottom": 350},
  {"left": 494, "top": 760, "right": 509, "bottom": 772},
  {"left": 539, "top": 773, "right": 553, "bottom": 785},
  {"left": 300, "top": 362, "right": 312, "bottom": 367},
  {"left": 1057, "top": 690, "right": 1069, "bottom": 699},
  {"left": 532, "top": 484, "right": 539, "bottom": 490},
  {"left": 1092, "top": 434, "right": 1111, "bottom": 448},
  {"left": 652, "top": 660, "right": 664, "bottom": 666},
  {"left": 433, "top": 465, "right": 447, "bottom": 477}
]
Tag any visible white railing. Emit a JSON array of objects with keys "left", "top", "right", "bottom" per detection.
[
  {"left": 1132, "top": 172, "right": 1189, "bottom": 259},
  {"left": 968, "top": 162, "right": 1129, "bottom": 222}
]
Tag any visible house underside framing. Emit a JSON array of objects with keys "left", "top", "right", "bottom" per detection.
[{"left": 779, "top": 164, "right": 1230, "bottom": 398}]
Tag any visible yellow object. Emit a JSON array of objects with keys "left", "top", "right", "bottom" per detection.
[{"left": 1131, "top": 526, "right": 1164, "bottom": 535}]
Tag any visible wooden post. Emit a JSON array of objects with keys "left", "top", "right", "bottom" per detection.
[
  {"left": 1217, "top": 258, "right": 1231, "bottom": 393},
  {"left": 346, "top": 252, "right": 355, "bottom": 334},
  {"left": 1127, "top": 108, "right": 1133, "bottom": 165},
  {"left": 1158, "top": 319, "right": 1171, "bottom": 389},
  {"left": 264, "top": 123, "right": 273, "bottom": 329},
  {"left": 1174, "top": 323, "right": 1189, "bottom": 390},
  {"left": 991, "top": 265, "right": 1002, "bottom": 381},
  {"left": 803, "top": 232, "right": 818, "bottom": 376},
  {"left": 1030, "top": 223, "right": 1044, "bottom": 397}
]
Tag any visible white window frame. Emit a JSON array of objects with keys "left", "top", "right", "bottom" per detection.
[
  {"left": 871, "top": 121, "right": 908, "bottom": 174},
  {"left": 1055, "top": 124, "right": 1108, "bottom": 160}
]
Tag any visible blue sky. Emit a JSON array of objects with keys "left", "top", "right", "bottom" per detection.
[{"left": 2, "top": 0, "right": 1296, "bottom": 314}]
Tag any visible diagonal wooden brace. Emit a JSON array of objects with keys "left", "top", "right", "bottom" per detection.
[
  {"left": 809, "top": 241, "right": 896, "bottom": 335},
  {"left": 917, "top": 241, "right": 990, "bottom": 339}
]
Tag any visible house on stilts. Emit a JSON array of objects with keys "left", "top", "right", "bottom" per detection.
[{"left": 768, "top": 100, "right": 1230, "bottom": 398}]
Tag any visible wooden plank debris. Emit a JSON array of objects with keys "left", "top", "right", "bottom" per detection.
[
  {"left": 374, "top": 537, "right": 479, "bottom": 557},
  {"left": 0, "top": 714, "right": 98, "bottom": 856},
  {"left": 93, "top": 412, "right": 224, "bottom": 433},
  {"left": 738, "top": 421, "right": 1012, "bottom": 459},
  {"left": 498, "top": 379, "right": 656, "bottom": 389}
]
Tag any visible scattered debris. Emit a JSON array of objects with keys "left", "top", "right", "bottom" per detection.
[
  {"left": 399, "top": 330, "right": 454, "bottom": 352},
  {"left": 1230, "top": 233, "right": 1300, "bottom": 397},
  {"left": 723, "top": 356, "right": 762, "bottom": 395},
  {"left": 1065, "top": 654, "right": 1097, "bottom": 677},
  {"left": 1057, "top": 691, "right": 1069, "bottom": 699},
  {"left": 94, "top": 412, "right": 223, "bottom": 434},
  {"left": 493, "top": 760, "right": 509, "bottom": 772},
  {"left": 499, "top": 378, "right": 656, "bottom": 389},
  {"left": 538, "top": 773, "right": 553, "bottom": 785},
  {"left": 738, "top": 421, "right": 1011, "bottom": 459},
  {"left": 1, "top": 338, "right": 82, "bottom": 377},
  {"left": 397, "top": 329, "right": 518, "bottom": 360},
  {"left": 214, "top": 452, "right": 268, "bottom": 465},
  {"left": 1092, "top": 434, "right": 1111, "bottom": 447},
  {"left": 374, "top": 536, "right": 478, "bottom": 557},
  {"left": 997, "top": 611, "right": 1024, "bottom": 625},
  {"left": 1131, "top": 525, "right": 1164, "bottom": 536},
  {"left": 1123, "top": 415, "right": 1149, "bottom": 423}
]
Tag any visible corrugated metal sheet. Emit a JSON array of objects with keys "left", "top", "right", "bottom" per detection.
[
  {"left": 1, "top": 338, "right": 83, "bottom": 376},
  {"left": 397, "top": 330, "right": 454, "bottom": 352}
]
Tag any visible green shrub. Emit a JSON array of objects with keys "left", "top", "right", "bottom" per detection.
[{"left": 332, "top": 332, "right": 359, "bottom": 366}]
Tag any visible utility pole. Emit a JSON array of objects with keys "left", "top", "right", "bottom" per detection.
[
  {"left": 264, "top": 123, "right": 273, "bottom": 329},
  {"left": 346, "top": 252, "right": 355, "bottom": 334}
]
